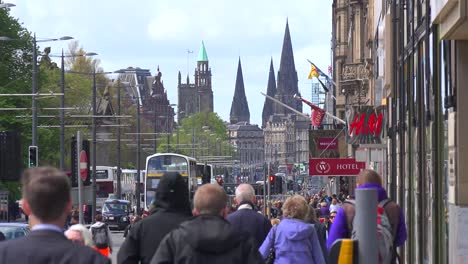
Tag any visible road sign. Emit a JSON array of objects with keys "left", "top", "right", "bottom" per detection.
[{"left": 79, "top": 150, "right": 88, "bottom": 181}]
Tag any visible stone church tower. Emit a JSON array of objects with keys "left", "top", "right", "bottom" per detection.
[{"left": 178, "top": 41, "right": 213, "bottom": 123}]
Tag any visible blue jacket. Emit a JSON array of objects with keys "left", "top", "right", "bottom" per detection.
[
  {"left": 259, "top": 218, "right": 325, "bottom": 264},
  {"left": 326, "top": 183, "right": 408, "bottom": 250},
  {"left": 226, "top": 203, "right": 271, "bottom": 248}
]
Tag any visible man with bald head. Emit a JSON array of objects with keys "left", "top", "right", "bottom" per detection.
[
  {"left": 151, "top": 184, "right": 263, "bottom": 264},
  {"left": 227, "top": 183, "right": 271, "bottom": 248}
]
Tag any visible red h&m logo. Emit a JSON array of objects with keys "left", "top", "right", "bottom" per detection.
[{"left": 349, "top": 113, "right": 383, "bottom": 136}]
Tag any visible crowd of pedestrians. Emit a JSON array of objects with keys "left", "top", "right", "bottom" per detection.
[{"left": 0, "top": 166, "right": 407, "bottom": 264}]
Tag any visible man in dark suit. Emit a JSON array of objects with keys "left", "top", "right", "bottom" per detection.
[
  {"left": 227, "top": 183, "right": 271, "bottom": 248},
  {"left": 0, "top": 167, "right": 110, "bottom": 264}
]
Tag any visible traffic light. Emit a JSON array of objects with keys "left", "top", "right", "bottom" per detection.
[
  {"left": 28, "top": 146, "right": 38, "bottom": 167},
  {"left": 269, "top": 175, "right": 274, "bottom": 183}
]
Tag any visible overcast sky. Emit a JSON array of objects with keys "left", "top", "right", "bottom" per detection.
[{"left": 8, "top": 0, "right": 332, "bottom": 125}]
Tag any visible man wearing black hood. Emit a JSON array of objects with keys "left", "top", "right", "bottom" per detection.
[
  {"left": 117, "top": 172, "right": 192, "bottom": 264},
  {"left": 150, "top": 184, "right": 264, "bottom": 264}
]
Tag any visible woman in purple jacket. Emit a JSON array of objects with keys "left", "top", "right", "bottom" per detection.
[{"left": 259, "top": 195, "right": 325, "bottom": 264}]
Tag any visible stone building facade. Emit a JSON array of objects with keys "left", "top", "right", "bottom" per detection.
[
  {"left": 227, "top": 122, "right": 264, "bottom": 181},
  {"left": 332, "top": 0, "right": 374, "bottom": 121}
]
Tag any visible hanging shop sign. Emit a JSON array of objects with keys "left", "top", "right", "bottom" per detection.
[
  {"left": 317, "top": 138, "right": 339, "bottom": 150},
  {"left": 347, "top": 106, "right": 385, "bottom": 145},
  {"left": 309, "top": 158, "right": 366, "bottom": 176}
]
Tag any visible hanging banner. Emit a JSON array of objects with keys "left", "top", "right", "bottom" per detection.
[{"left": 317, "top": 138, "right": 339, "bottom": 150}]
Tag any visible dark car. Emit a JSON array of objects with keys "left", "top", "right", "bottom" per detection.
[
  {"left": 102, "top": 199, "right": 130, "bottom": 230},
  {"left": 0, "top": 223, "right": 30, "bottom": 240}
]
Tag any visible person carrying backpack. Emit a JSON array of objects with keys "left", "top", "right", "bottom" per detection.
[
  {"left": 327, "top": 169, "right": 407, "bottom": 263},
  {"left": 90, "top": 214, "right": 113, "bottom": 257}
]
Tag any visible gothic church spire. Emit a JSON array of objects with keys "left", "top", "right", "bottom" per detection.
[
  {"left": 230, "top": 58, "right": 250, "bottom": 124},
  {"left": 262, "top": 58, "right": 277, "bottom": 128}
]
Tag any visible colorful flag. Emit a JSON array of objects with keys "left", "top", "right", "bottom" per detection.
[
  {"left": 311, "top": 108, "right": 326, "bottom": 127},
  {"left": 307, "top": 60, "right": 337, "bottom": 87},
  {"left": 294, "top": 95, "right": 326, "bottom": 127},
  {"left": 308, "top": 64, "right": 319, "bottom": 79},
  {"left": 316, "top": 76, "right": 329, "bottom": 93}
]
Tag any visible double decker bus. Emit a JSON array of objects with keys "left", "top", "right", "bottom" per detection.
[
  {"left": 145, "top": 153, "right": 197, "bottom": 210},
  {"left": 95, "top": 166, "right": 117, "bottom": 210}
]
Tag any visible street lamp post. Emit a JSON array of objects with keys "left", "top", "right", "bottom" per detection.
[
  {"left": 0, "top": 2, "right": 15, "bottom": 8},
  {"left": 166, "top": 104, "right": 176, "bottom": 153},
  {"left": 116, "top": 80, "right": 122, "bottom": 199},
  {"left": 53, "top": 50, "right": 97, "bottom": 170},
  {"left": 136, "top": 95, "right": 141, "bottom": 212}
]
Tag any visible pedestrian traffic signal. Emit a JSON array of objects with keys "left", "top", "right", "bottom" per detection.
[
  {"left": 269, "top": 175, "right": 274, "bottom": 182},
  {"left": 28, "top": 146, "right": 38, "bottom": 167}
]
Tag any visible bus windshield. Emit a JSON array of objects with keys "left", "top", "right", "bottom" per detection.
[
  {"left": 146, "top": 155, "right": 189, "bottom": 208},
  {"left": 95, "top": 170, "right": 109, "bottom": 180},
  {"left": 147, "top": 155, "right": 188, "bottom": 176}
]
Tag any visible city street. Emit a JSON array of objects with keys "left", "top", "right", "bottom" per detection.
[{"left": 110, "top": 230, "right": 125, "bottom": 264}]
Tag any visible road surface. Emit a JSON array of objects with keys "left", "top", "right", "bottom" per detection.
[{"left": 110, "top": 230, "right": 125, "bottom": 264}]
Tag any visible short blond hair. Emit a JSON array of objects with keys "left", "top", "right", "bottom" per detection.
[
  {"left": 194, "top": 184, "right": 227, "bottom": 215},
  {"left": 282, "top": 195, "right": 309, "bottom": 220},
  {"left": 357, "top": 169, "right": 382, "bottom": 186}
]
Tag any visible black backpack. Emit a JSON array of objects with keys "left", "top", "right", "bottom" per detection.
[{"left": 92, "top": 224, "right": 109, "bottom": 249}]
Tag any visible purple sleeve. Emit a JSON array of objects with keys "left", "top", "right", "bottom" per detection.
[
  {"left": 326, "top": 207, "right": 348, "bottom": 250},
  {"left": 259, "top": 227, "right": 273, "bottom": 259},
  {"left": 394, "top": 207, "right": 407, "bottom": 247}
]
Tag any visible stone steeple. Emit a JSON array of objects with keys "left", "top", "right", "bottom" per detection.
[
  {"left": 262, "top": 58, "right": 277, "bottom": 128},
  {"left": 274, "top": 20, "right": 302, "bottom": 115},
  {"left": 230, "top": 58, "right": 250, "bottom": 124}
]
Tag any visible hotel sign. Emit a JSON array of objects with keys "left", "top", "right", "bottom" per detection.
[{"left": 309, "top": 158, "right": 366, "bottom": 176}]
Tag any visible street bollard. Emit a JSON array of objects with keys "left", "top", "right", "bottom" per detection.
[{"left": 355, "top": 188, "right": 378, "bottom": 264}]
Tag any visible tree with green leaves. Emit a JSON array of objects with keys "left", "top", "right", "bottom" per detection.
[{"left": 157, "top": 112, "right": 235, "bottom": 161}]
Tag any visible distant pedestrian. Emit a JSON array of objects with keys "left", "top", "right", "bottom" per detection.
[
  {"left": 329, "top": 199, "right": 340, "bottom": 213},
  {"left": 306, "top": 206, "right": 328, "bottom": 262},
  {"left": 118, "top": 172, "right": 192, "bottom": 264},
  {"left": 227, "top": 184, "right": 272, "bottom": 248},
  {"left": 65, "top": 224, "right": 93, "bottom": 247},
  {"left": 151, "top": 184, "right": 264, "bottom": 264},
  {"left": 327, "top": 169, "right": 407, "bottom": 263},
  {"left": 0, "top": 167, "right": 109, "bottom": 264},
  {"left": 90, "top": 214, "right": 113, "bottom": 257},
  {"left": 259, "top": 195, "right": 325, "bottom": 264}
]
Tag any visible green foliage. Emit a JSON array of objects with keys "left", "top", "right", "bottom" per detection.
[
  {"left": 0, "top": 7, "right": 34, "bottom": 170},
  {"left": 0, "top": 181, "right": 21, "bottom": 201},
  {"left": 156, "top": 112, "right": 235, "bottom": 160}
]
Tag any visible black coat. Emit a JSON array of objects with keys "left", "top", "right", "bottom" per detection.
[
  {"left": 0, "top": 229, "right": 110, "bottom": 264},
  {"left": 117, "top": 208, "right": 192, "bottom": 264},
  {"left": 150, "top": 215, "right": 264, "bottom": 264},
  {"left": 226, "top": 205, "right": 271, "bottom": 248}
]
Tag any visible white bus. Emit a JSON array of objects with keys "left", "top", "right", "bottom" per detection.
[{"left": 145, "top": 153, "right": 197, "bottom": 210}]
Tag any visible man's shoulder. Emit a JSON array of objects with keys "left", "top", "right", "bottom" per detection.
[{"left": 0, "top": 236, "right": 109, "bottom": 264}]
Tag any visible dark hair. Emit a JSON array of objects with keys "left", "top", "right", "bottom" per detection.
[
  {"left": 0, "top": 231, "right": 5, "bottom": 241},
  {"left": 95, "top": 213, "right": 103, "bottom": 222},
  {"left": 21, "top": 167, "right": 71, "bottom": 222}
]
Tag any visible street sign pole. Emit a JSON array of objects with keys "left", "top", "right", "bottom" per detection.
[{"left": 77, "top": 130, "right": 83, "bottom": 224}]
